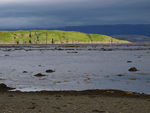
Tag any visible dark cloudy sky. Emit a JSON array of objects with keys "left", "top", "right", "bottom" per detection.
[{"left": 0, "top": 0, "right": 150, "bottom": 29}]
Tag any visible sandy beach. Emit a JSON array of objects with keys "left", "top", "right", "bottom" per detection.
[{"left": 0, "top": 90, "right": 150, "bottom": 113}]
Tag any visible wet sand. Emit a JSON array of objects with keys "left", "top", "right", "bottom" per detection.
[{"left": 0, "top": 90, "right": 150, "bottom": 113}]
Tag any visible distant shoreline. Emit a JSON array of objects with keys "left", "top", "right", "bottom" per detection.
[{"left": 0, "top": 42, "right": 132, "bottom": 45}]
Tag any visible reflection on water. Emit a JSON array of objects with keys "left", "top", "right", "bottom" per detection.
[{"left": 0, "top": 44, "right": 150, "bottom": 94}]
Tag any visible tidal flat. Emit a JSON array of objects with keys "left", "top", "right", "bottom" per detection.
[{"left": 0, "top": 44, "right": 150, "bottom": 94}]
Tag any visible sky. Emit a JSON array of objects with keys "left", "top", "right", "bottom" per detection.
[{"left": 0, "top": 0, "right": 150, "bottom": 29}]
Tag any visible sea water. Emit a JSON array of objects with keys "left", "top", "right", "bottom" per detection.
[{"left": 0, "top": 44, "right": 150, "bottom": 94}]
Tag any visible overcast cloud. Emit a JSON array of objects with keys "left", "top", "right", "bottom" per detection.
[{"left": 0, "top": 0, "right": 150, "bottom": 29}]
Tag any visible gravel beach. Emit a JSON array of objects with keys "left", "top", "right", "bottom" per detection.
[{"left": 0, "top": 90, "right": 150, "bottom": 113}]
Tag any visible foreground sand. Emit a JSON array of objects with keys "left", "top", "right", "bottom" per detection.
[{"left": 0, "top": 90, "right": 150, "bottom": 113}]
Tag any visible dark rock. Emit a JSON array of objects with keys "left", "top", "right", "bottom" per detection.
[
  {"left": 0, "top": 83, "right": 15, "bottom": 91},
  {"left": 0, "top": 83, "right": 7, "bottom": 88},
  {"left": 128, "top": 67, "right": 138, "bottom": 71},
  {"left": 27, "top": 107, "right": 36, "bottom": 109},
  {"left": 67, "top": 51, "right": 78, "bottom": 53},
  {"left": 7, "top": 49, "right": 11, "bottom": 51},
  {"left": 108, "top": 49, "right": 112, "bottom": 51},
  {"left": 23, "top": 71, "right": 28, "bottom": 73},
  {"left": 58, "top": 48, "right": 62, "bottom": 50},
  {"left": 116, "top": 74, "right": 124, "bottom": 76},
  {"left": 34, "top": 73, "right": 47, "bottom": 77},
  {"left": 46, "top": 69, "right": 55, "bottom": 73},
  {"left": 92, "top": 109, "right": 106, "bottom": 113},
  {"left": 5, "top": 54, "right": 9, "bottom": 56},
  {"left": 127, "top": 61, "right": 132, "bottom": 63}
]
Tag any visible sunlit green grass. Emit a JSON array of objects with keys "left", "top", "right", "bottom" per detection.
[
  {"left": 0, "top": 31, "right": 14, "bottom": 43},
  {"left": 0, "top": 30, "right": 130, "bottom": 44},
  {"left": 89, "top": 34, "right": 111, "bottom": 42}
]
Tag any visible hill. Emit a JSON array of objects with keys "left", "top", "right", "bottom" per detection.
[
  {"left": 0, "top": 30, "right": 130, "bottom": 44},
  {"left": 2, "top": 24, "right": 150, "bottom": 37},
  {"left": 112, "top": 35, "right": 150, "bottom": 43}
]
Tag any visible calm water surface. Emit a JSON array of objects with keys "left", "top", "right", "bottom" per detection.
[{"left": 0, "top": 44, "right": 150, "bottom": 94}]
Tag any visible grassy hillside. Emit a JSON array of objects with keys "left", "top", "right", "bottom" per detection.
[
  {"left": 0, "top": 30, "right": 130, "bottom": 44},
  {"left": 0, "top": 31, "right": 15, "bottom": 44}
]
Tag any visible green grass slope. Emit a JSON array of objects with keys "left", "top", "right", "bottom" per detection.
[
  {"left": 0, "top": 31, "right": 15, "bottom": 44},
  {"left": 0, "top": 30, "right": 130, "bottom": 44}
]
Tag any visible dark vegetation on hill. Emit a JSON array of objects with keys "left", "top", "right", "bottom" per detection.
[{"left": 0, "top": 30, "right": 129, "bottom": 44}]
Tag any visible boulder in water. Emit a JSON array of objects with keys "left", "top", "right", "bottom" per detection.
[
  {"left": 46, "top": 69, "right": 55, "bottom": 73},
  {"left": 34, "top": 73, "right": 47, "bottom": 77},
  {"left": 0, "top": 83, "right": 15, "bottom": 91},
  {"left": 128, "top": 67, "right": 138, "bottom": 71}
]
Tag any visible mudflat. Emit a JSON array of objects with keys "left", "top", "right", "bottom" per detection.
[{"left": 0, "top": 90, "right": 150, "bottom": 113}]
